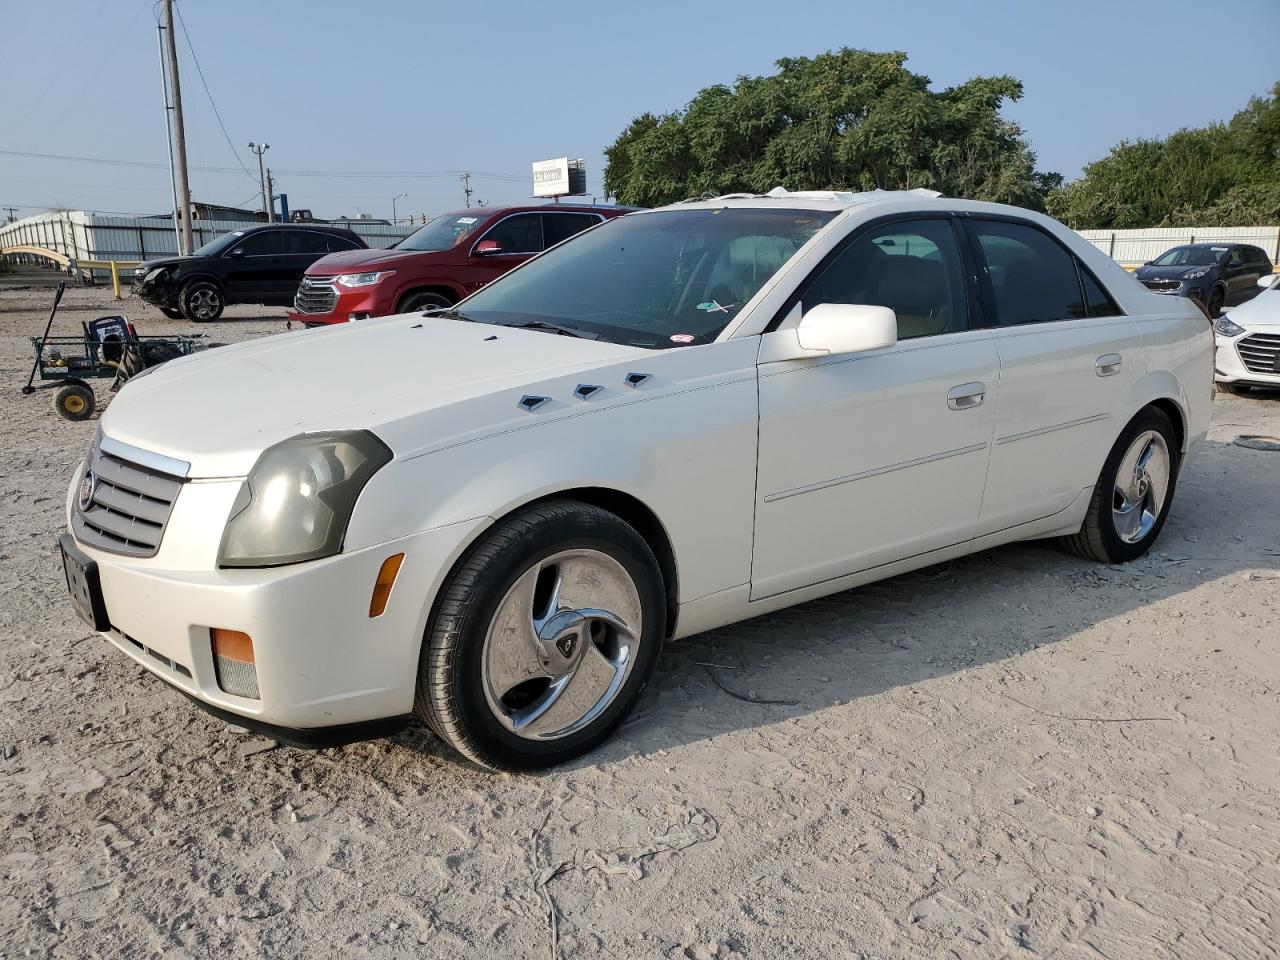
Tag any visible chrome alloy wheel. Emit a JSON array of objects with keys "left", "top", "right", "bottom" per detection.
[
  {"left": 1111, "top": 429, "right": 1171, "bottom": 544},
  {"left": 188, "top": 288, "right": 221, "bottom": 320},
  {"left": 481, "top": 549, "right": 642, "bottom": 740}
]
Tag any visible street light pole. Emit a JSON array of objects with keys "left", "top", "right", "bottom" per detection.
[
  {"left": 392, "top": 192, "right": 407, "bottom": 224},
  {"left": 162, "top": 0, "right": 193, "bottom": 254},
  {"left": 248, "top": 142, "right": 270, "bottom": 221}
]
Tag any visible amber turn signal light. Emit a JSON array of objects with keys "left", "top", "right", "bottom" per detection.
[
  {"left": 369, "top": 554, "right": 405, "bottom": 618},
  {"left": 210, "top": 628, "right": 254, "bottom": 663}
]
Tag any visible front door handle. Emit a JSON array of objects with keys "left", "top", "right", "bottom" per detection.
[
  {"left": 1096, "top": 354, "right": 1122, "bottom": 377},
  {"left": 947, "top": 382, "right": 986, "bottom": 410}
]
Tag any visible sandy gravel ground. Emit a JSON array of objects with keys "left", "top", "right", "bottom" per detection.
[{"left": 1, "top": 269, "right": 1278, "bottom": 959}]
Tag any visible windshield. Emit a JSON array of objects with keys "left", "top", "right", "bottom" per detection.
[
  {"left": 1153, "top": 246, "right": 1225, "bottom": 267},
  {"left": 398, "top": 213, "right": 486, "bottom": 252},
  {"left": 191, "top": 231, "right": 243, "bottom": 257},
  {"left": 457, "top": 208, "right": 835, "bottom": 348}
]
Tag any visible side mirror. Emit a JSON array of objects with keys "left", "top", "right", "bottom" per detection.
[
  {"left": 1260, "top": 274, "right": 1278, "bottom": 290},
  {"left": 227, "top": 248, "right": 245, "bottom": 259},
  {"left": 765, "top": 303, "right": 898, "bottom": 361},
  {"left": 474, "top": 239, "right": 502, "bottom": 257}
]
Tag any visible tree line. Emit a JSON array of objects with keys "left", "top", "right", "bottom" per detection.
[{"left": 602, "top": 50, "right": 1278, "bottom": 229}]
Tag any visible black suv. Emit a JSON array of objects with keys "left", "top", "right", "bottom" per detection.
[
  {"left": 1134, "top": 243, "right": 1273, "bottom": 318},
  {"left": 133, "top": 224, "right": 367, "bottom": 321}
]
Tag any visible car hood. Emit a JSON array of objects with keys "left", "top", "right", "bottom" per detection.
[
  {"left": 135, "top": 256, "right": 190, "bottom": 274},
  {"left": 1223, "top": 287, "right": 1280, "bottom": 330},
  {"left": 304, "top": 247, "right": 448, "bottom": 275},
  {"left": 100, "top": 315, "right": 649, "bottom": 477},
  {"left": 1135, "top": 264, "right": 1216, "bottom": 280}
]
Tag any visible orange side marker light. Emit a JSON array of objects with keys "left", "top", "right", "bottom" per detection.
[{"left": 369, "top": 554, "right": 405, "bottom": 618}]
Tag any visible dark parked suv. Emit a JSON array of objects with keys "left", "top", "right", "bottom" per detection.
[
  {"left": 1134, "top": 243, "right": 1273, "bottom": 318},
  {"left": 133, "top": 224, "right": 367, "bottom": 321}
]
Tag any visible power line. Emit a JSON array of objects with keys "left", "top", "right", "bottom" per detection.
[
  {"left": 0, "top": 149, "right": 528, "bottom": 182},
  {"left": 171, "top": 0, "right": 254, "bottom": 178}
]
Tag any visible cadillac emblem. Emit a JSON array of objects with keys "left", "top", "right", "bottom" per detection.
[{"left": 78, "top": 470, "right": 97, "bottom": 511}]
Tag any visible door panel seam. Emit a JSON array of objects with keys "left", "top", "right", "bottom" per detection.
[
  {"left": 762, "top": 442, "right": 989, "bottom": 503},
  {"left": 995, "top": 412, "right": 1109, "bottom": 446}
]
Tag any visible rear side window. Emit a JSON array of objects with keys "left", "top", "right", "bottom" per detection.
[
  {"left": 969, "top": 219, "right": 1085, "bottom": 325},
  {"left": 236, "top": 231, "right": 283, "bottom": 256},
  {"left": 326, "top": 234, "right": 362, "bottom": 252},
  {"left": 482, "top": 213, "right": 543, "bottom": 254},
  {"left": 285, "top": 231, "right": 329, "bottom": 255},
  {"left": 1078, "top": 265, "right": 1121, "bottom": 317},
  {"left": 542, "top": 213, "right": 600, "bottom": 247},
  {"left": 801, "top": 217, "right": 968, "bottom": 339}
]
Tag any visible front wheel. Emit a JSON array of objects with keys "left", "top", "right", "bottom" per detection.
[
  {"left": 1205, "top": 286, "right": 1225, "bottom": 318},
  {"left": 160, "top": 306, "right": 185, "bottom": 320},
  {"left": 398, "top": 290, "right": 452, "bottom": 314},
  {"left": 1060, "top": 407, "right": 1180, "bottom": 563},
  {"left": 179, "top": 280, "right": 224, "bottom": 322},
  {"left": 416, "top": 500, "right": 665, "bottom": 771}
]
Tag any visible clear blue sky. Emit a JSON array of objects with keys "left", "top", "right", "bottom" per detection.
[{"left": 2, "top": 0, "right": 1277, "bottom": 220}]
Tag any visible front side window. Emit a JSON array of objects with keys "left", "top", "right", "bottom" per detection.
[
  {"left": 801, "top": 218, "right": 967, "bottom": 339},
  {"left": 480, "top": 214, "right": 543, "bottom": 255},
  {"left": 458, "top": 207, "right": 834, "bottom": 348},
  {"left": 969, "top": 219, "right": 1085, "bottom": 325},
  {"left": 235, "top": 231, "right": 283, "bottom": 257}
]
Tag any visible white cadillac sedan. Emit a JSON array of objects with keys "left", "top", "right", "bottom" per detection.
[
  {"left": 1213, "top": 273, "right": 1280, "bottom": 393},
  {"left": 60, "top": 189, "right": 1212, "bottom": 770}
]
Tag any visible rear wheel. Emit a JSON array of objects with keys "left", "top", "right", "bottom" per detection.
[
  {"left": 180, "top": 280, "right": 224, "bottom": 322},
  {"left": 1060, "top": 407, "right": 1180, "bottom": 563},
  {"left": 417, "top": 500, "right": 665, "bottom": 771},
  {"left": 398, "top": 290, "right": 452, "bottom": 314},
  {"left": 54, "top": 382, "right": 95, "bottom": 421}
]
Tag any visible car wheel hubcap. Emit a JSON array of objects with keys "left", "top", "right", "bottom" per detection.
[
  {"left": 481, "top": 548, "right": 642, "bottom": 741},
  {"left": 1111, "top": 430, "right": 1170, "bottom": 544},
  {"left": 189, "top": 289, "right": 219, "bottom": 319}
]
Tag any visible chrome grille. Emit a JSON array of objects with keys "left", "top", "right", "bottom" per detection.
[
  {"left": 72, "top": 443, "right": 184, "bottom": 557},
  {"left": 1141, "top": 279, "right": 1181, "bottom": 292},
  {"left": 294, "top": 277, "right": 337, "bottom": 315},
  {"left": 1237, "top": 332, "right": 1280, "bottom": 375}
]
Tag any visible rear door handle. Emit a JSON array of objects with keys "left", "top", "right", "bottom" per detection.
[
  {"left": 947, "top": 382, "right": 986, "bottom": 410},
  {"left": 1096, "top": 354, "right": 1122, "bottom": 377}
]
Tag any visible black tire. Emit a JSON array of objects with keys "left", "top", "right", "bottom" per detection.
[
  {"left": 1205, "top": 285, "right": 1225, "bottom": 318},
  {"left": 1216, "top": 381, "right": 1250, "bottom": 396},
  {"left": 398, "top": 290, "right": 452, "bottom": 314},
  {"left": 54, "top": 383, "right": 95, "bottom": 421},
  {"left": 417, "top": 500, "right": 665, "bottom": 771},
  {"left": 179, "top": 280, "right": 224, "bottom": 322},
  {"left": 140, "top": 341, "right": 184, "bottom": 367},
  {"left": 160, "top": 307, "right": 185, "bottom": 320},
  {"left": 1060, "top": 406, "right": 1180, "bottom": 564}
]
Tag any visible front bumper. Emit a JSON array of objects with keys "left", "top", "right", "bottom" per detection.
[
  {"left": 67, "top": 498, "right": 487, "bottom": 734},
  {"left": 1215, "top": 334, "right": 1280, "bottom": 386},
  {"left": 287, "top": 279, "right": 391, "bottom": 326},
  {"left": 133, "top": 272, "right": 178, "bottom": 308}
]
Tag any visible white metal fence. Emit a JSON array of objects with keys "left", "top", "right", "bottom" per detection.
[
  {"left": 1078, "top": 226, "right": 1280, "bottom": 269},
  {"left": 0, "top": 211, "right": 412, "bottom": 267}
]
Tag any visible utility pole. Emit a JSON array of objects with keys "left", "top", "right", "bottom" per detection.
[
  {"left": 461, "top": 172, "right": 473, "bottom": 208},
  {"left": 266, "top": 168, "right": 276, "bottom": 222},
  {"left": 156, "top": 23, "right": 181, "bottom": 253},
  {"left": 248, "top": 143, "right": 270, "bottom": 221},
  {"left": 162, "top": 0, "right": 193, "bottom": 255}
]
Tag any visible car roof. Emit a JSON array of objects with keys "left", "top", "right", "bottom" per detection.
[
  {"left": 435, "top": 203, "right": 633, "bottom": 219},
  {"left": 238, "top": 223, "right": 360, "bottom": 237}
]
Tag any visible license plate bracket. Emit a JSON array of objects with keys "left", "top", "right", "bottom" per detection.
[{"left": 59, "top": 534, "right": 109, "bottom": 631}]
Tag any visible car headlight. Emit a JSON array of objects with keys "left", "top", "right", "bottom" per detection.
[
  {"left": 1215, "top": 316, "right": 1245, "bottom": 337},
  {"left": 218, "top": 431, "right": 392, "bottom": 568},
  {"left": 1183, "top": 269, "right": 1208, "bottom": 280},
  {"left": 133, "top": 267, "right": 147, "bottom": 278},
  {"left": 334, "top": 271, "right": 395, "bottom": 288}
]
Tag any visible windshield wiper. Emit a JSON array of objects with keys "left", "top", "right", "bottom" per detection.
[
  {"left": 422, "top": 307, "right": 476, "bottom": 322},
  {"left": 499, "top": 319, "right": 598, "bottom": 340}
]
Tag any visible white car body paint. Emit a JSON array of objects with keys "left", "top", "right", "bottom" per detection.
[
  {"left": 66, "top": 193, "right": 1213, "bottom": 733},
  {"left": 1213, "top": 277, "right": 1280, "bottom": 388}
]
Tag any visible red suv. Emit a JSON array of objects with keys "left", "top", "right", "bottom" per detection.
[{"left": 288, "top": 204, "right": 628, "bottom": 325}]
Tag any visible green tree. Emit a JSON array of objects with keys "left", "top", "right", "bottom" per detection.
[
  {"left": 1047, "top": 82, "right": 1280, "bottom": 228},
  {"left": 603, "top": 50, "right": 1058, "bottom": 210}
]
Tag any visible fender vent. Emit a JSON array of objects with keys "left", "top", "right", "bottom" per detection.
[
  {"left": 624, "top": 372, "right": 652, "bottom": 388},
  {"left": 573, "top": 384, "right": 603, "bottom": 401},
  {"left": 518, "top": 395, "right": 550, "bottom": 412}
]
